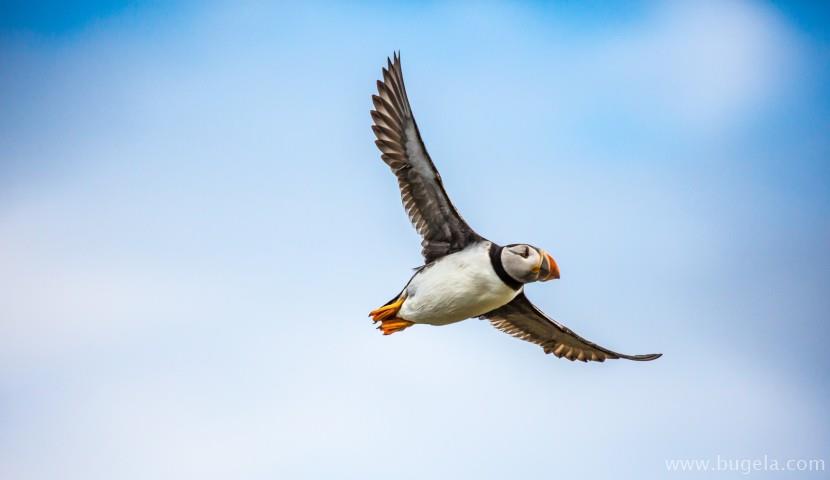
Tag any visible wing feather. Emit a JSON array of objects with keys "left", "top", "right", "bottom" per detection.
[
  {"left": 371, "top": 52, "right": 482, "bottom": 262},
  {"left": 482, "top": 293, "right": 662, "bottom": 363}
]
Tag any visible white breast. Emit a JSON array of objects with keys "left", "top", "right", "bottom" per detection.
[{"left": 398, "top": 242, "right": 521, "bottom": 326}]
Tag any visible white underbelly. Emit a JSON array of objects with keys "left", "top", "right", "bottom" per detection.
[{"left": 398, "top": 243, "right": 520, "bottom": 325}]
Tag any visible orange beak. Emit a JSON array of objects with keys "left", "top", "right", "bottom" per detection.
[{"left": 539, "top": 250, "right": 560, "bottom": 281}]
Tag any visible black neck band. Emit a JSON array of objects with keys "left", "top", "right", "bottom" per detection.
[{"left": 489, "top": 243, "right": 522, "bottom": 290}]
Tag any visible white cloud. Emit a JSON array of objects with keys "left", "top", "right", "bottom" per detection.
[{"left": 586, "top": 0, "right": 801, "bottom": 130}]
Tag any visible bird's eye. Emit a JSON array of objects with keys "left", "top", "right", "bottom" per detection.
[{"left": 520, "top": 246, "right": 529, "bottom": 258}]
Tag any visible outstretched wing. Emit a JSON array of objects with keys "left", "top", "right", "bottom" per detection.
[
  {"left": 481, "top": 292, "right": 662, "bottom": 362},
  {"left": 371, "top": 52, "right": 483, "bottom": 263}
]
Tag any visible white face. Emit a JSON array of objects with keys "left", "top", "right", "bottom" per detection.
[{"left": 501, "top": 244, "right": 560, "bottom": 284}]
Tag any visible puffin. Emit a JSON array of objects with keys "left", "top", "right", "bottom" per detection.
[{"left": 369, "top": 53, "right": 661, "bottom": 363}]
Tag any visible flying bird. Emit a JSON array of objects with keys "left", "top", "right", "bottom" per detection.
[{"left": 369, "top": 53, "right": 661, "bottom": 363}]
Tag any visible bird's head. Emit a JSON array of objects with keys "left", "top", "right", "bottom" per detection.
[{"left": 501, "top": 244, "right": 560, "bottom": 284}]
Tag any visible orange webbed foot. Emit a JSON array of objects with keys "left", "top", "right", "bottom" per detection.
[
  {"left": 377, "top": 319, "right": 414, "bottom": 335},
  {"left": 369, "top": 295, "right": 413, "bottom": 334},
  {"left": 369, "top": 295, "right": 405, "bottom": 323}
]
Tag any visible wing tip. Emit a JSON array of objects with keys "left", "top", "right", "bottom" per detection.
[
  {"left": 621, "top": 352, "right": 662, "bottom": 362},
  {"left": 388, "top": 51, "right": 402, "bottom": 72},
  {"left": 387, "top": 51, "right": 402, "bottom": 71}
]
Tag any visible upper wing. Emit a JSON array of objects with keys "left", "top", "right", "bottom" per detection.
[
  {"left": 371, "top": 52, "right": 483, "bottom": 263},
  {"left": 481, "top": 292, "right": 662, "bottom": 362}
]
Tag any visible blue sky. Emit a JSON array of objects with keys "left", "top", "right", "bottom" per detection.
[{"left": 1, "top": 1, "right": 828, "bottom": 478}]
